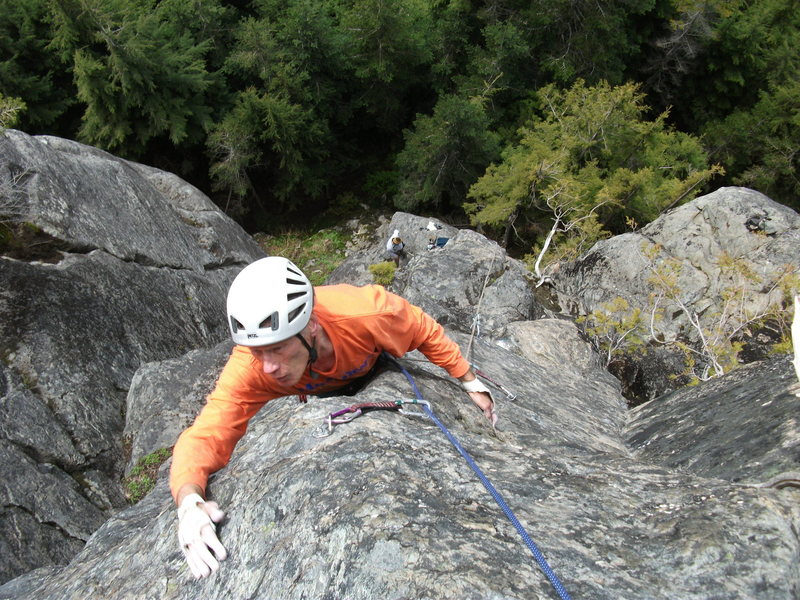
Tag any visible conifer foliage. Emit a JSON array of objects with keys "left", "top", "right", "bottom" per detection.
[
  {"left": 48, "top": 0, "right": 221, "bottom": 156},
  {"left": 0, "top": 0, "right": 796, "bottom": 238},
  {"left": 465, "top": 80, "right": 723, "bottom": 271}
]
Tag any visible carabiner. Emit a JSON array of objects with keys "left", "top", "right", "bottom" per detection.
[
  {"left": 473, "top": 366, "right": 517, "bottom": 401},
  {"left": 397, "top": 398, "right": 430, "bottom": 418},
  {"left": 329, "top": 408, "right": 363, "bottom": 425}
]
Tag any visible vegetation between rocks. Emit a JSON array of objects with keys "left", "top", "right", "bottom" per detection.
[
  {"left": 124, "top": 447, "right": 172, "bottom": 504},
  {"left": 578, "top": 246, "right": 799, "bottom": 384},
  {"left": 255, "top": 228, "right": 349, "bottom": 286},
  {"left": 368, "top": 261, "right": 397, "bottom": 286}
]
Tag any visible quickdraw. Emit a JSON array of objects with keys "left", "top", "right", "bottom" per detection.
[
  {"left": 316, "top": 398, "right": 430, "bottom": 437},
  {"left": 327, "top": 400, "right": 399, "bottom": 425},
  {"left": 473, "top": 366, "right": 517, "bottom": 401}
]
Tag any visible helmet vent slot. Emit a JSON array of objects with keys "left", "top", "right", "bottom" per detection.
[
  {"left": 259, "top": 312, "right": 279, "bottom": 330},
  {"left": 286, "top": 277, "right": 306, "bottom": 286},
  {"left": 231, "top": 317, "right": 244, "bottom": 332},
  {"left": 288, "top": 305, "right": 306, "bottom": 323}
]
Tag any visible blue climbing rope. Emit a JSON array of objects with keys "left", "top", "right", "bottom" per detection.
[{"left": 397, "top": 361, "right": 573, "bottom": 600}]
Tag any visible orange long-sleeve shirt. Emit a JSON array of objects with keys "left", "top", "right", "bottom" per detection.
[{"left": 169, "top": 284, "right": 470, "bottom": 500}]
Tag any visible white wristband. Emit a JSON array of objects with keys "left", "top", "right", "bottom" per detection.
[
  {"left": 461, "top": 377, "right": 490, "bottom": 394},
  {"left": 178, "top": 493, "right": 205, "bottom": 520}
]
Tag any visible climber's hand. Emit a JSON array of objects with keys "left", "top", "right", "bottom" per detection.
[
  {"left": 177, "top": 493, "right": 227, "bottom": 579},
  {"left": 460, "top": 374, "right": 498, "bottom": 425}
]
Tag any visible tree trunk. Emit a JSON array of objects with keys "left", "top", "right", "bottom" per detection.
[{"left": 501, "top": 207, "right": 519, "bottom": 249}]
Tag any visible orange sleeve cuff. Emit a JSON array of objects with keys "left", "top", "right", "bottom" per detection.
[{"left": 449, "top": 357, "right": 471, "bottom": 379}]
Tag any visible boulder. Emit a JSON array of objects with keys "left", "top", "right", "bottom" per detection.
[
  {"left": 627, "top": 354, "right": 800, "bottom": 484},
  {"left": 553, "top": 187, "right": 800, "bottom": 398},
  {"left": 503, "top": 318, "right": 604, "bottom": 377},
  {"left": 328, "top": 211, "right": 460, "bottom": 286},
  {"left": 1, "top": 130, "right": 798, "bottom": 598},
  {"left": 123, "top": 340, "right": 233, "bottom": 474},
  {"left": 555, "top": 188, "right": 800, "bottom": 330},
  {"left": 0, "top": 130, "right": 263, "bottom": 584},
  {"left": 330, "top": 212, "right": 547, "bottom": 338},
  {"left": 0, "top": 131, "right": 259, "bottom": 269}
]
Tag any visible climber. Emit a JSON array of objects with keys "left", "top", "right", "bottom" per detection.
[
  {"left": 171, "top": 256, "right": 496, "bottom": 579},
  {"left": 385, "top": 229, "right": 406, "bottom": 265}
]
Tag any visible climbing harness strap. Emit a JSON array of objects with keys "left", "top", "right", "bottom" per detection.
[{"left": 395, "top": 361, "right": 572, "bottom": 600}]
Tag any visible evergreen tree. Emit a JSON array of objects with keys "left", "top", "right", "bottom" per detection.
[
  {"left": 465, "top": 80, "right": 722, "bottom": 268},
  {"left": 48, "top": 0, "right": 222, "bottom": 157},
  {"left": 207, "top": 88, "right": 330, "bottom": 218},
  {"left": 651, "top": 0, "right": 800, "bottom": 130},
  {"left": 336, "top": 0, "right": 435, "bottom": 130},
  {"left": 0, "top": 0, "right": 75, "bottom": 130},
  {"left": 395, "top": 94, "right": 500, "bottom": 212},
  {"left": 2, "top": 0, "right": 795, "bottom": 232},
  {"left": 209, "top": 0, "right": 443, "bottom": 219},
  {"left": 530, "top": 0, "right": 658, "bottom": 85},
  {"left": 0, "top": 93, "right": 26, "bottom": 129},
  {"left": 704, "top": 77, "right": 800, "bottom": 210},
  {"left": 207, "top": 0, "right": 346, "bottom": 216}
]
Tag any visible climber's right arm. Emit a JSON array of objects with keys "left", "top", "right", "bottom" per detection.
[
  {"left": 169, "top": 346, "right": 277, "bottom": 578},
  {"left": 169, "top": 346, "right": 275, "bottom": 499}
]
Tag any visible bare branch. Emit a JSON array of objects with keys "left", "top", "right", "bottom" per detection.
[{"left": 0, "top": 168, "right": 30, "bottom": 225}]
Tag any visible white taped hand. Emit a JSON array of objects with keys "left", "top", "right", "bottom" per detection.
[
  {"left": 461, "top": 377, "right": 498, "bottom": 425},
  {"left": 177, "top": 493, "right": 228, "bottom": 579}
]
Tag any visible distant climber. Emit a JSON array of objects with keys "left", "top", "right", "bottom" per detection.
[
  {"left": 385, "top": 229, "right": 406, "bottom": 265},
  {"left": 745, "top": 213, "right": 778, "bottom": 235},
  {"left": 170, "top": 257, "right": 496, "bottom": 579},
  {"left": 745, "top": 214, "right": 767, "bottom": 232},
  {"left": 427, "top": 235, "right": 449, "bottom": 250},
  {"left": 423, "top": 221, "right": 448, "bottom": 250}
]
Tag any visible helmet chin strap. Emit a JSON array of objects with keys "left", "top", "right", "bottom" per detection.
[{"left": 295, "top": 332, "right": 319, "bottom": 379}]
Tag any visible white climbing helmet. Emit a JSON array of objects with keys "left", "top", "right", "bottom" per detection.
[{"left": 226, "top": 257, "right": 314, "bottom": 346}]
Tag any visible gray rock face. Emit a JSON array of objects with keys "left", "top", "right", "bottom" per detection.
[
  {"left": 627, "top": 354, "right": 800, "bottom": 484},
  {"left": 328, "top": 211, "right": 460, "bottom": 286},
  {"left": 124, "top": 340, "right": 233, "bottom": 474},
  {"left": 1, "top": 131, "right": 260, "bottom": 270},
  {"left": 553, "top": 186, "right": 800, "bottom": 398},
  {"left": 0, "top": 130, "right": 263, "bottom": 585},
  {"left": 503, "top": 318, "right": 604, "bottom": 377},
  {"left": 554, "top": 187, "right": 800, "bottom": 340},
  {"left": 2, "top": 333, "right": 797, "bottom": 600},
  {"left": 393, "top": 228, "right": 544, "bottom": 336}
]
